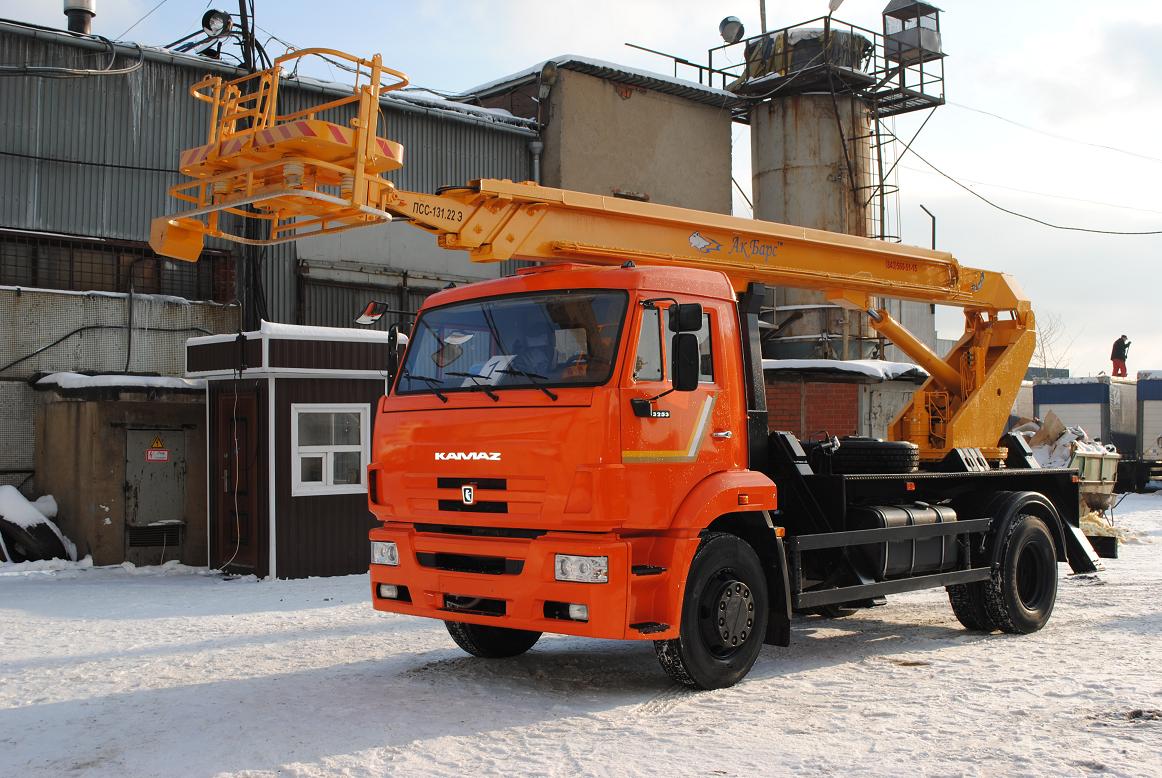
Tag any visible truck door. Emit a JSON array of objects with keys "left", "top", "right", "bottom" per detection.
[{"left": 619, "top": 301, "right": 738, "bottom": 525}]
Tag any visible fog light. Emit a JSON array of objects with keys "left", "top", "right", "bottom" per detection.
[
  {"left": 554, "top": 554, "right": 608, "bottom": 583},
  {"left": 567, "top": 603, "right": 589, "bottom": 621},
  {"left": 377, "top": 583, "right": 399, "bottom": 599},
  {"left": 371, "top": 541, "right": 399, "bottom": 566}
]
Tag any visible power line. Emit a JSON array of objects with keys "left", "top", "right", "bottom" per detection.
[
  {"left": 899, "top": 164, "right": 1162, "bottom": 217},
  {"left": 0, "top": 148, "right": 175, "bottom": 174},
  {"left": 897, "top": 141, "right": 1162, "bottom": 235},
  {"left": 117, "top": 0, "right": 172, "bottom": 41},
  {"left": 948, "top": 101, "right": 1162, "bottom": 166}
]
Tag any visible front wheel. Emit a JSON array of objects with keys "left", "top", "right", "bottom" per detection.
[
  {"left": 654, "top": 532, "right": 768, "bottom": 690},
  {"left": 983, "top": 514, "right": 1058, "bottom": 634},
  {"left": 444, "top": 621, "right": 541, "bottom": 658}
]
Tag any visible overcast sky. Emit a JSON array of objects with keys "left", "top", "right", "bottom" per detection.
[{"left": 5, "top": 0, "right": 1160, "bottom": 375}]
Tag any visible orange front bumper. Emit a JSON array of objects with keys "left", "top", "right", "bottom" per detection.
[{"left": 369, "top": 523, "right": 698, "bottom": 641}]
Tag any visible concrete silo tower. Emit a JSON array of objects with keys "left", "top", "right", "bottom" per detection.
[{"left": 713, "top": 2, "right": 946, "bottom": 359}]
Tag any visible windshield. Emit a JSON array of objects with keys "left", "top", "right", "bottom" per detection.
[{"left": 396, "top": 290, "right": 628, "bottom": 395}]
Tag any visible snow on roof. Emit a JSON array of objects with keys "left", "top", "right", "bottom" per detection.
[
  {"left": 384, "top": 90, "right": 535, "bottom": 131},
  {"left": 185, "top": 320, "right": 406, "bottom": 347},
  {"left": 1037, "top": 375, "right": 1137, "bottom": 386},
  {"left": 0, "top": 285, "right": 212, "bottom": 306},
  {"left": 1137, "top": 371, "right": 1162, "bottom": 381},
  {"left": 460, "top": 55, "right": 740, "bottom": 110},
  {"left": 762, "top": 358, "right": 928, "bottom": 382},
  {"left": 36, "top": 373, "right": 206, "bottom": 391},
  {"left": 0, "top": 21, "right": 536, "bottom": 136}
]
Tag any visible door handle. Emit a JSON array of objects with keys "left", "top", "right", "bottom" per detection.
[{"left": 711, "top": 430, "right": 733, "bottom": 439}]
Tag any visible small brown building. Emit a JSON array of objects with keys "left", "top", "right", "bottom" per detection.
[
  {"left": 185, "top": 322, "right": 391, "bottom": 579},
  {"left": 35, "top": 374, "right": 208, "bottom": 566}
]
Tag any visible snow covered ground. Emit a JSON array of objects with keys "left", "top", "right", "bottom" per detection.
[{"left": 2, "top": 497, "right": 1160, "bottom": 777}]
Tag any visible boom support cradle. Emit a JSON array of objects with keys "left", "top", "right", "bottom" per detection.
[{"left": 148, "top": 52, "right": 1035, "bottom": 462}]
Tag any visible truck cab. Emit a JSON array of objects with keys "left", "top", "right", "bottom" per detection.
[{"left": 368, "top": 263, "right": 778, "bottom": 652}]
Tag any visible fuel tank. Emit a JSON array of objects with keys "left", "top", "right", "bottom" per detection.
[{"left": 847, "top": 504, "right": 958, "bottom": 581}]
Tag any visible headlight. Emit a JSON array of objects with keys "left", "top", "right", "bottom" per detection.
[
  {"left": 371, "top": 541, "right": 399, "bottom": 566},
  {"left": 554, "top": 554, "right": 608, "bottom": 583}
]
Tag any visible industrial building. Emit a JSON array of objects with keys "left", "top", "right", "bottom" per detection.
[{"left": 1, "top": 2, "right": 946, "bottom": 575}]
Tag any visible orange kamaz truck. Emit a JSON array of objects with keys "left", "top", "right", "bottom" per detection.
[{"left": 152, "top": 50, "right": 1097, "bottom": 689}]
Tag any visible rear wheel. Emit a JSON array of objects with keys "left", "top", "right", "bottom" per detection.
[
  {"left": 654, "top": 533, "right": 768, "bottom": 690},
  {"left": 983, "top": 514, "right": 1058, "bottom": 634},
  {"left": 444, "top": 621, "right": 541, "bottom": 658}
]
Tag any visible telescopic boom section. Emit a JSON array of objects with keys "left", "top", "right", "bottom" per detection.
[
  {"left": 149, "top": 53, "right": 1034, "bottom": 462},
  {"left": 387, "top": 181, "right": 1036, "bottom": 461}
]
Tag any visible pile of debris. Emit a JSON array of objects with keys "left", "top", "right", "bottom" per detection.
[
  {"left": 1010, "top": 412, "right": 1137, "bottom": 548},
  {"left": 1010, "top": 411, "right": 1115, "bottom": 468},
  {"left": 0, "top": 485, "right": 76, "bottom": 563}
]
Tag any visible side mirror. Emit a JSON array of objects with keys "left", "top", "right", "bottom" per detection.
[
  {"left": 672, "top": 333, "right": 699, "bottom": 392},
  {"left": 668, "top": 303, "right": 703, "bottom": 333}
]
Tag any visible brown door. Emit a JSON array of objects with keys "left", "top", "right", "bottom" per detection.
[{"left": 215, "top": 389, "right": 260, "bottom": 571}]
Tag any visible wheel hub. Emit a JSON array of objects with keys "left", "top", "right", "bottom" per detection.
[{"left": 713, "top": 579, "right": 754, "bottom": 648}]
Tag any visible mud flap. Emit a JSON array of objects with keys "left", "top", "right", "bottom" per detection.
[
  {"left": 764, "top": 534, "right": 792, "bottom": 646},
  {"left": 1063, "top": 523, "right": 1103, "bottom": 574}
]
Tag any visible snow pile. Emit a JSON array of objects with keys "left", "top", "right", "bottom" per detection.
[
  {"left": 762, "top": 358, "right": 927, "bottom": 382},
  {"left": 2, "top": 495, "right": 1162, "bottom": 775},
  {"left": 0, "top": 485, "right": 77, "bottom": 563},
  {"left": 1080, "top": 510, "right": 1146, "bottom": 545},
  {"left": 1012, "top": 411, "right": 1115, "bottom": 467},
  {"left": 36, "top": 372, "right": 206, "bottom": 392}
]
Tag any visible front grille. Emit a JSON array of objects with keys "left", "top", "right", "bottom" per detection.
[
  {"left": 414, "top": 524, "right": 546, "bottom": 539},
  {"left": 417, "top": 552, "right": 524, "bottom": 575},
  {"left": 437, "top": 499, "right": 508, "bottom": 513}
]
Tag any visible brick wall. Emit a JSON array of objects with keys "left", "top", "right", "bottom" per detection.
[{"left": 765, "top": 380, "right": 859, "bottom": 439}]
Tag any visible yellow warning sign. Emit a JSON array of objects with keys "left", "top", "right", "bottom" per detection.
[{"left": 150, "top": 435, "right": 164, "bottom": 449}]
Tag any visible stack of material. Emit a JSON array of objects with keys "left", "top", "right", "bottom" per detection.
[
  {"left": 1012, "top": 412, "right": 1131, "bottom": 557},
  {"left": 1011, "top": 410, "right": 1116, "bottom": 467}
]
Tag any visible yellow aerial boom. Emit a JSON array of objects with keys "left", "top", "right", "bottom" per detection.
[{"left": 150, "top": 50, "right": 1035, "bottom": 463}]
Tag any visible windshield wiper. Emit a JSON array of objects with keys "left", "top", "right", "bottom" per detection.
[
  {"left": 447, "top": 372, "right": 500, "bottom": 402},
  {"left": 399, "top": 370, "right": 448, "bottom": 403},
  {"left": 497, "top": 367, "right": 558, "bottom": 401}
]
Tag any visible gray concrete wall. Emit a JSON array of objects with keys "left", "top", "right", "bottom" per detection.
[{"left": 542, "top": 70, "right": 732, "bottom": 214}]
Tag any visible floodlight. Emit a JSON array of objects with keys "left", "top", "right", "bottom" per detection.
[
  {"left": 201, "top": 10, "right": 234, "bottom": 39},
  {"left": 719, "top": 16, "right": 745, "bottom": 44},
  {"left": 538, "top": 61, "right": 559, "bottom": 99}
]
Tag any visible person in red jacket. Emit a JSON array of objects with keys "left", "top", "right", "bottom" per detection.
[{"left": 1111, "top": 335, "right": 1131, "bottom": 377}]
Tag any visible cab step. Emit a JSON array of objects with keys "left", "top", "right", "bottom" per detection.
[
  {"left": 630, "top": 621, "right": 670, "bottom": 634},
  {"left": 631, "top": 565, "right": 666, "bottom": 576}
]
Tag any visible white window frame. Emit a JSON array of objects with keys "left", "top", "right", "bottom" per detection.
[{"left": 290, "top": 403, "right": 370, "bottom": 496}]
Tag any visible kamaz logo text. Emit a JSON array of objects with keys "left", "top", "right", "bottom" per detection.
[{"left": 434, "top": 452, "right": 502, "bottom": 461}]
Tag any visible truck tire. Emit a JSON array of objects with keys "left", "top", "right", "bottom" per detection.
[
  {"left": 653, "top": 532, "right": 768, "bottom": 690},
  {"left": 946, "top": 582, "right": 995, "bottom": 631},
  {"left": 804, "top": 437, "right": 918, "bottom": 475},
  {"left": 982, "top": 514, "right": 1058, "bottom": 634},
  {"left": 444, "top": 620, "right": 541, "bottom": 658}
]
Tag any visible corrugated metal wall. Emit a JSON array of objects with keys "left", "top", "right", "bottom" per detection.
[
  {"left": 302, "top": 280, "right": 438, "bottom": 330},
  {"left": 0, "top": 23, "right": 534, "bottom": 325}
]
